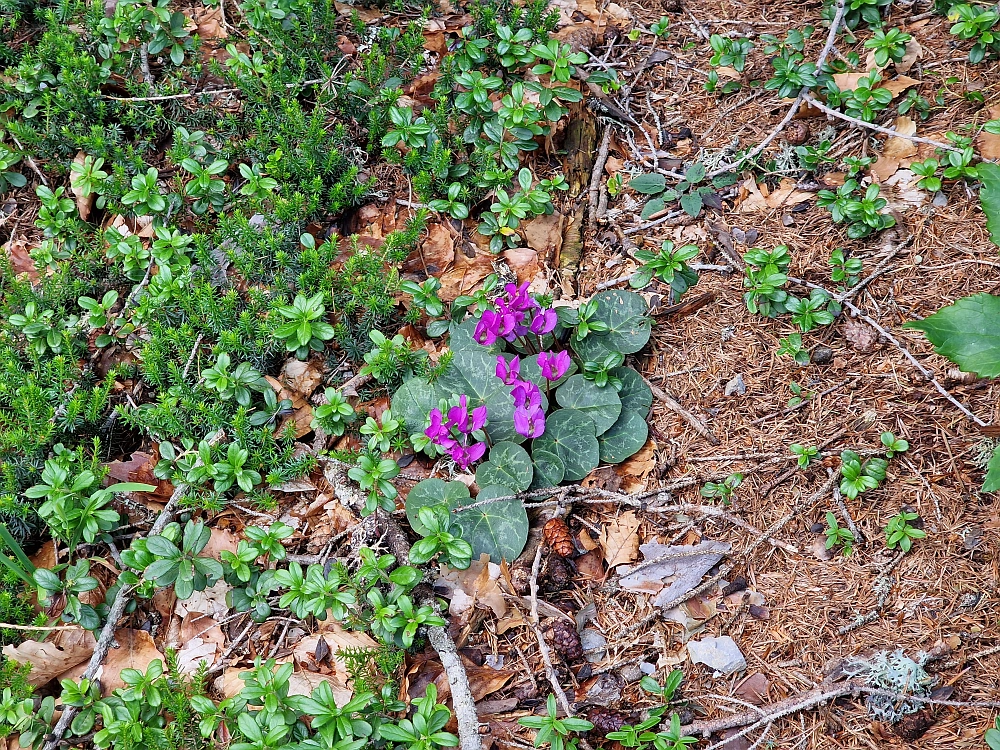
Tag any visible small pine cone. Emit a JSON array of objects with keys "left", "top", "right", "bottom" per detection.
[
  {"left": 543, "top": 518, "right": 575, "bottom": 557},
  {"left": 509, "top": 562, "right": 531, "bottom": 596},
  {"left": 542, "top": 556, "right": 573, "bottom": 592},
  {"left": 548, "top": 619, "right": 583, "bottom": 662},
  {"left": 587, "top": 707, "right": 629, "bottom": 735}
]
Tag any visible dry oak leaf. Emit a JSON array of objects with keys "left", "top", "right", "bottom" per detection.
[
  {"left": 599, "top": 510, "right": 641, "bottom": 568},
  {"left": 977, "top": 103, "right": 1000, "bottom": 160},
  {"left": 3, "top": 637, "right": 94, "bottom": 687},
  {"left": 435, "top": 555, "right": 507, "bottom": 619},
  {"left": 57, "top": 629, "right": 165, "bottom": 695},
  {"left": 870, "top": 116, "right": 918, "bottom": 182},
  {"left": 292, "top": 620, "right": 379, "bottom": 678},
  {"left": 735, "top": 177, "right": 813, "bottom": 213}
]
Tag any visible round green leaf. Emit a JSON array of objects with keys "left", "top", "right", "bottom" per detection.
[
  {"left": 590, "top": 290, "right": 651, "bottom": 354},
  {"left": 555, "top": 375, "right": 622, "bottom": 436},
  {"left": 533, "top": 409, "right": 599, "bottom": 482},
  {"left": 598, "top": 409, "right": 649, "bottom": 464},
  {"left": 629, "top": 173, "right": 667, "bottom": 194},
  {"left": 530, "top": 448, "right": 565, "bottom": 489},
  {"left": 392, "top": 377, "right": 444, "bottom": 437},
  {"left": 613, "top": 366, "right": 653, "bottom": 418},
  {"left": 476, "top": 442, "right": 533, "bottom": 492},
  {"left": 404, "top": 479, "right": 470, "bottom": 536},
  {"left": 453, "top": 484, "right": 529, "bottom": 562},
  {"left": 438, "top": 348, "right": 522, "bottom": 443},
  {"left": 448, "top": 316, "right": 503, "bottom": 354}
]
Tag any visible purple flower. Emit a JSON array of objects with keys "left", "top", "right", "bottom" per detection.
[
  {"left": 425, "top": 408, "right": 450, "bottom": 443},
  {"left": 450, "top": 441, "right": 487, "bottom": 471},
  {"left": 496, "top": 355, "right": 521, "bottom": 385},
  {"left": 504, "top": 281, "right": 536, "bottom": 313},
  {"left": 529, "top": 308, "right": 557, "bottom": 336},
  {"left": 538, "top": 350, "right": 571, "bottom": 381},
  {"left": 474, "top": 310, "right": 502, "bottom": 346},
  {"left": 511, "top": 380, "right": 541, "bottom": 413},
  {"left": 448, "top": 395, "right": 470, "bottom": 433},
  {"left": 470, "top": 404, "right": 488, "bottom": 432},
  {"left": 514, "top": 407, "right": 545, "bottom": 438}
]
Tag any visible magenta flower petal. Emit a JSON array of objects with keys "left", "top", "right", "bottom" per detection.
[
  {"left": 538, "top": 350, "right": 571, "bottom": 381},
  {"left": 495, "top": 355, "right": 520, "bottom": 386},
  {"left": 471, "top": 404, "right": 488, "bottom": 432},
  {"left": 448, "top": 395, "right": 470, "bottom": 433},
  {"left": 529, "top": 308, "right": 557, "bottom": 336},
  {"left": 466, "top": 441, "right": 487, "bottom": 464},
  {"left": 474, "top": 310, "right": 500, "bottom": 346}
]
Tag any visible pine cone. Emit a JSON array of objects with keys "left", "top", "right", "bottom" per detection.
[
  {"left": 509, "top": 562, "right": 531, "bottom": 595},
  {"left": 587, "top": 707, "right": 629, "bottom": 735},
  {"left": 542, "top": 555, "right": 573, "bottom": 592},
  {"left": 548, "top": 619, "right": 583, "bottom": 661},
  {"left": 543, "top": 518, "right": 575, "bottom": 557}
]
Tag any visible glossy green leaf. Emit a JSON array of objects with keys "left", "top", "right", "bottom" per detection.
[
  {"left": 613, "top": 366, "right": 653, "bottom": 418},
  {"left": 404, "top": 479, "right": 470, "bottom": 536},
  {"left": 555, "top": 374, "right": 622, "bottom": 436},
  {"left": 453, "top": 484, "right": 529, "bottom": 562},
  {"left": 529, "top": 448, "right": 565, "bottom": 489},
  {"left": 392, "top": 377, "right": 444, "bottom": 437},
  {"left": 904, "top": 293, "right": 1000, "bottom": 377},
  {"left": 573, "top": 290, "right": 651, "bottom": 360},
  {"left": 476, "top": 441, "right": 533, "bottom": 492},
  {"left": 629, "top": 173, "right": 667, "bottom": 194},
  {"left": 984, "top": 445, "right": 1000, "bottom": 493},
  {"left": 532, "top": 409, "right": 599, "bottom": 481},
  {"left": 598, "top": 409, "right": 649, "bottom": 464},
  {"left": 979, "top": 162, "right": 1000, "bottom": 247}
]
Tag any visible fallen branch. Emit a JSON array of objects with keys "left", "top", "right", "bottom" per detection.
[
  {"left": 426, "top": 610, "right": 483, "bottom": 750},
  {"left": 588, "top": 128, "right": 613, "bottom": 231},
  {"left": 528, "top": 524, "right": 575, "bottom": 716},
  {"left": 801, "top": 94, "right": 961, "bottom": 153},
  {"left": 787, "top": 276, "right": 988, "bottom": 426},
  {"left": 645, "top": 377, "right": 720, "bottom": 445}
]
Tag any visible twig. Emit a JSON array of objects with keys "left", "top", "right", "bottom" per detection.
[
  {"left": 139, "top": 43, "right": 154, "bottom": 87},
  {"left": 528, "top": 542, "right": 574, "bottom": 716},
  {"left": 0, "top": 622, "right": 83, "bottom": 631},
  {"left": 42, "top": 431, "right": 224, "bottom": 750},
  {"left": 645, "top": 377, "right": 720, "bottom": 445},
  {"left": 707, "top": 0, "right": 847, "bottom": 178},
  {"left": 787, "top": 276, "right": 988, "bottom": 426},
  {"left": 182, "top": 333, "right": 204, "bottom": 381},
  {"left": 103, "top": 87, "right": 240, "bottom": 102},
  {"left": 8, "top": 135, "right": 48, "bottom": 186},
  {"left": 837, "top": 552, "right": 904, "bottom": 634},
  {"left": 801, "top": 94, "right": 961, "bottom": 153},
  {"left": 826, "top": 467, "right": 861, "bottom": 543},
  {"left": 622, "top": 210, "right": 686, "bottom": 235},
  {"left": 426, "top": 606, "right": 483, "bottom": 750},
  {"left": 839, "top": 234, "right": 908, "bottom": 303},
  {"left": 588, "top": 128, "right": 613, "bottom": 231}
]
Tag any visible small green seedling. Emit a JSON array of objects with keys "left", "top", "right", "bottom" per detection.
[
  {"left": 824, "top": 511, "right": 855, "bottom": 556},
  {"left": 791, "top": 444, "right": 819, "bottom": 469},
  {"left": 884, "top": 511, "right": 925, "bottom": 553},
  {"left": 701, "top": 473, "right": 743, "bottom": 504},
  {"left": 519, "top": 694, "right": 594, "bottom": 750},
  {"left": 880, "top": 431, "right": 909, "bottom": 458}
]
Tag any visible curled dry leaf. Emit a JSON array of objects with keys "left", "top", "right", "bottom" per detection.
[
  {"left": 977, "top": 103, "right": 1000, "bottom": 160},
  {"left": 598, "top": 510, "right": 641, "bottom": 568},
  {"left": 619, "top": 541, "right": 730, "bottom": 608},
  {"left": 3, "top": 636, "right": 95, "bottom": 687},
  {"left": 435, "top": 554, "right": 507, "bottom": 620},
  {"left": 280, "top": 357, "right": 325, "bottom": 400},
  {"left": 292, "top": 620, "right": 379, "bottom": 679}
]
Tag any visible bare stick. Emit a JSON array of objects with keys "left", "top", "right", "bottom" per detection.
[
  {"left": 8, "top": 135, "right": 49, "bottom": 187},
  {"left": 528, "top": 543, "right": 575, "bottom": 715},
  {"left": 427, "top": 607, "right": 483, "bottom": 750},
  {"left": 182, "top": 333, "right": 204, "bottom": 381},
  {"left": 0, "top": 622, "right": 83, "bottom": 631},
  {"left": 788, "top": 276, "right": 987, "bottom": 426},
  {"left": 801, "top": 94, "right": 960, "bottom": 153},
  {"left": 707, "top": 0, "right": 846, "bottom": 178},
  {"left": 588, "top": 128, "right": 613, "bottom": 231},
  {"left": 827, "top": 467, "right": 861, "bottom": 543},
  {"left": 646, "top": 377, "right": 720, "bottom": 445}
]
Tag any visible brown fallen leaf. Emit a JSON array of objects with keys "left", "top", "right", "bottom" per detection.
[
  {"left": 280, "top": 357, "right": 325, "bottom": 400},
  {"left": 435, "top": 555, "right": 507, "bottom": 620},
  {"left": 435, "top": 658, "right": 514, "bottom": 702},
  {"left": 977, "top": 103, "right": 1000, "bottom": 160},
  {"left": 502, "top": 246, "right": 540, "bottom": 284},
  {"left": 599, "top": 510, "right": 641, "bottom": 568},
  {"left": 57, "top": 629, "right": 164, "bottom": 695},
  {"left": 574, "top": 548, "right": 606, "bottom": 584},
  {"left": 615, "top": 438, "right": 657, "bottom": 493},
  {"left": 293, "top": 621, "right": 379, "bottom": 678},
  {"left": 3, "top": 636, "right": 95, "bottom": 687},
  {"left": 437, "top": 246, "right": 494, "bottom": 302},
  {"left": 734, "top": 672, "right": 770, "bottom": 705},
  {"left": 882, "top": 75, "right": 920, "bottom": 99},
  {"left": 870, "top": 116, "right": 918, "bottom": 181},
  {"left": 736, "top": 178, "right": 813, "bottom": 213},
  {"left": 105, "top": 451, "right": 173, "bottom": 497},
  {"left": 287, "top": 668, "right": 356, "bottom": 706},
  {"left": 70, "top": 151, "right": 95, "bottom": 221},
  {"left": 421, "top": 222, "right": 456, "bottom": 274},
  {"left": 895, "top": 39, "right": 923, "bottom": 73}
]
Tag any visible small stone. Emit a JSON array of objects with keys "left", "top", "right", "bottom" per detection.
[
  {"left": 639, "top": 661, "right": 656, "bottom": 675},
  {"left": 932, "top": 191, "right": 948, "bottom": 207},
  {"left": 724, "top": 374, "right": 746, "bottom": 397},
  {"left": 812, "top": 346, "right": 834, "bottom": 365},
  {"left": 581, "top": 628, "right": 608, "bottom": 663},
  {"left": 810, "top": 522, "right": 825, "bottom": 533},
  {"left": 618, "top": 663, "right": 643, "bottom": 683},
  {"left": 687, "top": 635, "right": 747, "bottom": 675}
]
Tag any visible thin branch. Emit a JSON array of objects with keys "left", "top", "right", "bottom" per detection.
[
  {"left": 801, "top": 94, "right": 961, "bottom": 153},
  {"left": 588, "top": 128, "right": 613, "bottom": 231},
  {"left": 645, "top": 377, "right": 720, "bottom": 445},
  {"left": 528, "top": 542, "right": 574, "bottom": 716},
  {"left": 787, "top": 276, "right": 988, "bottom": 426},
  {"left": 426, "top": 607, "right": 483, "bottom": 750},
  {"left": 707, "top": 0, "right": 847, "bottom": 178}
]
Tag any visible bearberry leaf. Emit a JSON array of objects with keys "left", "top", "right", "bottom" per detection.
[
  {"left": 904, "top": 293, "right": 1000, "bottom": 377},
  {"left": 629, "top": 173, "right": 667, "bottom": 194}
]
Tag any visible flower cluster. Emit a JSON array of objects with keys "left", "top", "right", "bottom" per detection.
[
  {"left": 424, "top": 396, "right": 488, "bottom": 471},
  {"left": 495, "top": 351, "right": 570, "bottom": 439},
  {"left": 474, "top": 281, "right": 557, "bottom": 346}
]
